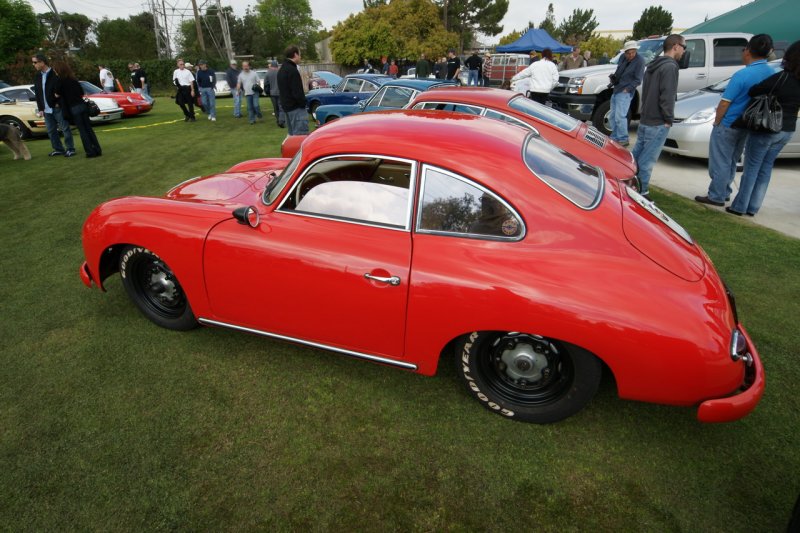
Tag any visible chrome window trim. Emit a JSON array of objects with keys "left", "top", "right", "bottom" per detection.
[
  {"left": 277, "top": 153, "right": 417, "bottom": 232},
  {"left": 522, "top": 135, "right": 605, "bottom": 211},
  {"left": 198, "top": 318, "right": 418, "bottom": 370},
  {"left": 262, "top": 148, "right": 302, "bottom": 205},
  {"left": 508, "top": 95, "right": 579, "bottom": 133},
  {"left": 415, "top": 164, "right": 526, "bottom": 242},
  {"left": 368, "top": 86, "right": 387, "bottom": 107},
  {"left": 411, "top": 100, "right": 541, "bottom": 136},
  {"left": 411, "top": 101, "right": 483, "bottom": 115},
  {"left": 481, "top": 107, "right": 541, "bottom": 136}
]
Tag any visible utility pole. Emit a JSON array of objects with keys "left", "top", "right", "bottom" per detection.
[
  {"left": 216, "top": 0, "right": 234, "bottom": 61},
  {"left": 190, "top": 0, "right": 207, "bottom": 52},
  {"left": 41, "top": 0, "right": 66, "bottom": 46}
]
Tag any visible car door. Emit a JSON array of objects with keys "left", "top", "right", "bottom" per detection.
[
  {"left": 680, "top": 37, "right": 710, "bottom": 92},
  {"left": 203, "top": 155, "right": 416, "bottom": 361}
]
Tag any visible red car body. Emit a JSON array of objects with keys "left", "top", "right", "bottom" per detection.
[
  {"left": 81, "top": 81, "right": 153, "bottom": 117},
  {"left": 79, "top": 111, "right": 763, "bottom": 424},
  {"left": 409, "top": 87, "right": 637, "bottom": 180}
]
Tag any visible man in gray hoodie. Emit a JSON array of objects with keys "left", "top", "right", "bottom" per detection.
[{"left": 630, "top": 34, "right": 686, "bottom": 198}]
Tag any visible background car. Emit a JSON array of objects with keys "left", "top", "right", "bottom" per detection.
[
  {"left": 255, "top": 69, "right": 269, "bottom": 94},
  {"left": 79, "top": 110, "right": 762, "bottom": 425},
  {"left": 410, "top": 87, "right": 637, "bottom": 180},
  {"left": 664, "top": 61, "right": 798, "bottom": 159},
  {"left": 308, "top": 70, "right": 342, "bottom": 91},
  {"left": 305, "top": 73, "right": 391, "bottom": 114},
  {"left": 0, "top": 92, "right": 46, "bottom": 138},
  {"left": 0, "top": 80, "right": 9, "bottom": 89},
  {"left": 214, "top": 72, "right": 231, "bottom": 97},
  {"left": 0, "top": 84, "right": 124, "bottom": 125},
  {"left": 313, "top": 78, "right": 456, "bottom": 125},
  {"left": 78, "top": 81, "right": 153, "bottom": 117}
]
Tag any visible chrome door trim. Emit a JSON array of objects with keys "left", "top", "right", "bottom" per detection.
[{"left": 198, "top": 318, "right": 418, "bottom": 370}]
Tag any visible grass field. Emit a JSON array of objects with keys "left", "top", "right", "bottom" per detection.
[{"left": 1, "top": 99, "right": 799, "bottom": 531}]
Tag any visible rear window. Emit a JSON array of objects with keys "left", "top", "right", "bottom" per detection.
[
  {"left": 508, "top": 95, "right": 579, "bottom": 131},
  {"left": 523, "top": 136, "right": 603, "bottom": 209}
]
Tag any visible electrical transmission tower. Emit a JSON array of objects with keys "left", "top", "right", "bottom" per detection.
[{"left": 147, "top": 0, "right": 234, "bottom": 60}]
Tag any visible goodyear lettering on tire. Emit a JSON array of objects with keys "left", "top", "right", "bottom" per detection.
[
  {"left": 462, "top": 331, "right": 515, "bottom": 417},
  {"left": 120, "top": 247, "right": 158, "bottom": 279}
]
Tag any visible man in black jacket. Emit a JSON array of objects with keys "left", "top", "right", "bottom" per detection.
[
  {"left": 630, "top": 34, "right": 686, "bottom": 198},
  {"left": 278, "top": 45, "right": 308, "bottom": 135},
  {"left": 32, "top": 53, "right": 75, "bottom": 157}
]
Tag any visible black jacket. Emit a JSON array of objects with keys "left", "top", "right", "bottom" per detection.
[
  {"left": 54, "top": 77, "right": 85, "bottom": 107},
  {"left": 638, "top": 56, "right": 679, "bottom": 126},
  {"left": 465, "top": 54, "right": 482, "bottom": 70},
  {"left": 278, "top": 59, "right": 306, "bottom": 112},
  {"left": 34, "top": 68, "right": 61, "bottom": 111},
  {"left": 749, "top": 71, "right": 800, "bottom": 132}
]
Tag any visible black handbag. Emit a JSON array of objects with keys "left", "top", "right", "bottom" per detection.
[
  {"left": 252, "top": 83, "right": 263, "bottom": 94},
  {"left": 741, "top": 72, "right": 786, "bottom": 133},
  {"left": 84, "top": 98, "right": 101, "bottom": 117}
]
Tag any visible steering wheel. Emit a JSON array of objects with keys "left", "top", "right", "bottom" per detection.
[{"left": 295, "top": 172, "right": 331, "bottom": 205}]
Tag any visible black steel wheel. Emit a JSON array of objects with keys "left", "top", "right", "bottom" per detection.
[
  {"left": 0, "top": 116, "right": 32, "bottom": 140},
  {"left": 119, "top": 246, "right": 197, "bottom": 331},
  {"left": 456, "top": 331, "right": 601, "bottom": 423}
]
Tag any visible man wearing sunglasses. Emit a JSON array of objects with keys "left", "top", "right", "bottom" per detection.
[
  {"left": 629, "top": 34, "right": 686, "bottom": 199},
  {"left": 32, "top": 53, "right": 76, "bottom": 157}
]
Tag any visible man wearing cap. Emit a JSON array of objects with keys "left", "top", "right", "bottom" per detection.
[
  {"left": 196, "top": 60, "right": 217, "bottom": 121},
  {"left": 265, "top": 60, "right": 284, "bottom": 128},
  {"left": 609, "top": 41, "right": 645, "bottom": 147},
  {"left": 226, "top": 59, "right": 242, "bottom": 118},
  {"left": 630, "top": 34, "right": 686, "bottom": 199}
]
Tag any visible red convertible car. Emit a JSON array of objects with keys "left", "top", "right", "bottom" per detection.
[
  {"left": 79, "top": 111, "right": 763, "bottom": 424},
  {"left": 410, "top": 87, "right": 637, "bottom": 181}
]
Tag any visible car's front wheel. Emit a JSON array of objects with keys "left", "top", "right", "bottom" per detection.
[
  {"left": 119, "top": 246, "right": 197, "bottom": 331},
  {"left": 456, "top": 331, "right": 601, "bottom": 423},
  {"left": 0, "top": 116, "right": 32, "bottom": 140}
]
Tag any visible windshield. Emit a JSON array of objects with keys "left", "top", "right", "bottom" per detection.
[
  {"left": 610, "top": 39, "right": 665, "bottom": 65},
  {"left": 523, "top": 135, "right": 603, "bottom": 209},
  {"left": 509, "top": 95, "right": 580, "bottom": 131},
  {"left": 0, "top": 93, "right": 11, "bottom": 103},
  {"left": 80, "top": 81, "right": 103, "bottom": 94},
  {"left": 264, "top": 149, "right": 302, "bottom": 204}
]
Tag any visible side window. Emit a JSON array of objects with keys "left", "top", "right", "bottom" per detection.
[
  {"left": 484, "top": 109, "right": 531, "bottom": 130},
  {"left": 363, "top": 81, "right": 379, "bottom": 92},
  {"left": 343, "top": 79, "right": 362, "bottom": 92},
  {"left": 369, "top": 86, "right": 389, "bottom": 106},
  {"left": 418, "top": 167, "right": 523, "bottom": 240},
  {"left": 686, "top": 39, "right": 706, "bottom": 68},
  {"left": 379, "top": 87, "right": 416, "bottom": 108},
  {"left": 414, "top": 102, "right": 482, "bottom": 114},
  {"left": 279, "top": 156, "right": 413, "bottom": 229},
  {"left": 714, "top": 38, "right": 748, "bottom": 66},
  {"left": 508, "top": 57, "right": 518, "bottom": 67}
]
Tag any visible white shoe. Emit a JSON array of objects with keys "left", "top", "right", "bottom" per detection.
[
  {"left": 207, "top": 115, "right": 211, "bottom": 120},
  {"left": 210, "top": 117, "right": 216, "bottom": 121}
]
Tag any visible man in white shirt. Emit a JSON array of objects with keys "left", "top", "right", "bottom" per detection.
[
  {"left": 98, "top": 64, "right": 115, "bottom": 92},
  {"left": 511, "top": 48, "right": 559, "bottom": 104},
  {"left": 173, "top": 58, "right": 196, "bottom": 122}
]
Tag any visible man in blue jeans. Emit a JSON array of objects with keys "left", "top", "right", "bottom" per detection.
[
  {"left": 32, "top": 53, "right": 75, "bottom": 157},
  {"left": 609, "top": 41, "right": 645, "bottom": 147},
  {"left": 278, "top": 45, "right": 309, "bottom": 135},
  {"left": 695, "top": 34, "right": 774, "bottom": 206},
  {"left": 630, "top": 34, "right": 686, "bottom": 199},
  {"left": 195, "top": 60, "right": 217, "bottom": 121}
]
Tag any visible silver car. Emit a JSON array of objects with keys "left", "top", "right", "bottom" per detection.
[{"left": 664, "top": 62, "right": 799, "bottom": 159}]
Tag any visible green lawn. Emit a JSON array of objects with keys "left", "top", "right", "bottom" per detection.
[{"left": 1, "top": 100, "right": 798, "bottom": 531}]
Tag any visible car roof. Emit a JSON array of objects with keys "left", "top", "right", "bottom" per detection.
[
  {"left": 381, "top": 79, "right": 456, "bottom": 91},
  {"left": 413, "top": 87, "right": 515, "bottom": 107},
  {"left": 345, "top": 73, "right": 392, "bottom": 81},
  {"left": 301, "top": 110, "right": 530, "bottom": 171}
]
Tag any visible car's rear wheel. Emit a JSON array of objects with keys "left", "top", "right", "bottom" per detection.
[
  {"left": 0, "top": 116, "right": 32, "bottom": 140},
  {"left": 324, "top": 116, "right": 339, "bottom": 124},
  {"left": 456, "top": 331, "right": 601, "bottom": 423},
  {"left": 119, "top": 246, "right": 197, "bottom": 331},
  {"left": 309, "top": 101, "right": 320, "bottom": 114}
]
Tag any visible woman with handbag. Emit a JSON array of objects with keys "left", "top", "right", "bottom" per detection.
[
  {"left": 52, "top": 59, "right": 102, "bottom": 158},
  {"left": 729, "top": 40, "right": 800, "bottom": 216}
]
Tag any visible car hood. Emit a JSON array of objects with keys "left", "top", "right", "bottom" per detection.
[
  {"left": 166, "top": 171, "right": 275, "bottom": 205},
  {"left": 674, "top": 89, "right": 722, "bottom": 120},
  {"left": 619, "top": 185, "right": 705, "bottom": 281}
]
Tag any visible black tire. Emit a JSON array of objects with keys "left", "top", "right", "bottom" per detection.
[
  {"left": 456, "top": 331, "right": 601, "bottom": 423},
  {"left": 324, "top": 115, "right": 338, "bottom": 124},
  {"left": 309, "top": 101, "right": 320, "bottom": 114},
  {"left": 119, "top": 246, "right": 197, "bottom": 331},
  {"left": 0, "top": 116, "right": 32, "bottom": 140},
  {"left": 591, "top": 99, "right": 613, "bottom": 136}
]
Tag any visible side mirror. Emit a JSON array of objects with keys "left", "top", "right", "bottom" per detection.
[
  {"left": 358, "top": 99, "right": 367, "bottom": 110},
  {"left": 677, "top": 51, "right": 691, "bottom": 70},
  {"left": 232, "top": 205, "right": 260, "bottom": 227}
]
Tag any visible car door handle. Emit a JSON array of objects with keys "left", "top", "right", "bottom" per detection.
[
  {"left": 364, "top": 273, "right": 401, "bottom": 286},
  {"left": 696, "top": 74, "right": 707, "bottom": 79}
]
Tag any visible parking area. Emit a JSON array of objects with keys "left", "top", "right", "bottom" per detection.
[{"left": 631, "top": 130, "right": 800, "bottom": 239}]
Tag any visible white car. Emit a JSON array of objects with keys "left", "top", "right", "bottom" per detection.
[
  {"left": 0, "top": 85, "right": 124, "bottom": 124},
  {"left": 664, "top": 61, "right": 799, "bottom": 160},
  {"left": 214, "top": 72, "right": 231, "bottom": 97}
]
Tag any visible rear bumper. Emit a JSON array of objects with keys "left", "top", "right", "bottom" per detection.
[
  {"left": 697, "top": 325, "right": 765, "bottom": 423},
  {"left": 79, "top": 261, "right": 94, "bottom": 288}
]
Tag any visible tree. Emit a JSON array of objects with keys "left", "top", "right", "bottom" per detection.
[
  {"left": 538, "top": 3, "right": 557, "bottom": 37},
  {"left": 229, "top": 8, "right": 271, "bottom": 59},
  {"left": 92, "top": 14, "right": 158, "bottom": 60},
  {"left": 557, "top": 8, "right": 598, "bottom": 45},
  {"left": 38, "top": 12, "right": 93, "bottom": 50},
  {"left": 438, "top": 0, "right": 509, "bottom": 53},
  {"left": 178, "top": 4, "right": 237, "bottom": 60},
  {"left": 631, "top": 6, "right": 673, "bottom": 40},
  {"left": 579, "top": 34, "right": 623, "bottom": 61},
  {"left": 0, "top": 0, "right": 43, "bottom": 66},
  {"left": 331, "top": 0, "right": 457, "bottom": 65},
  {"left": 363, "top": 0, "right": 386, "bottom": 7},
  {"left": 255, "top": 0, "right": 321, "bottom": 59}
]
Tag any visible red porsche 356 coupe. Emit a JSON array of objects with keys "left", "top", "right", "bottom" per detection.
[{"left": 79, "top": 111, "right": 763, "bottom": 424}]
